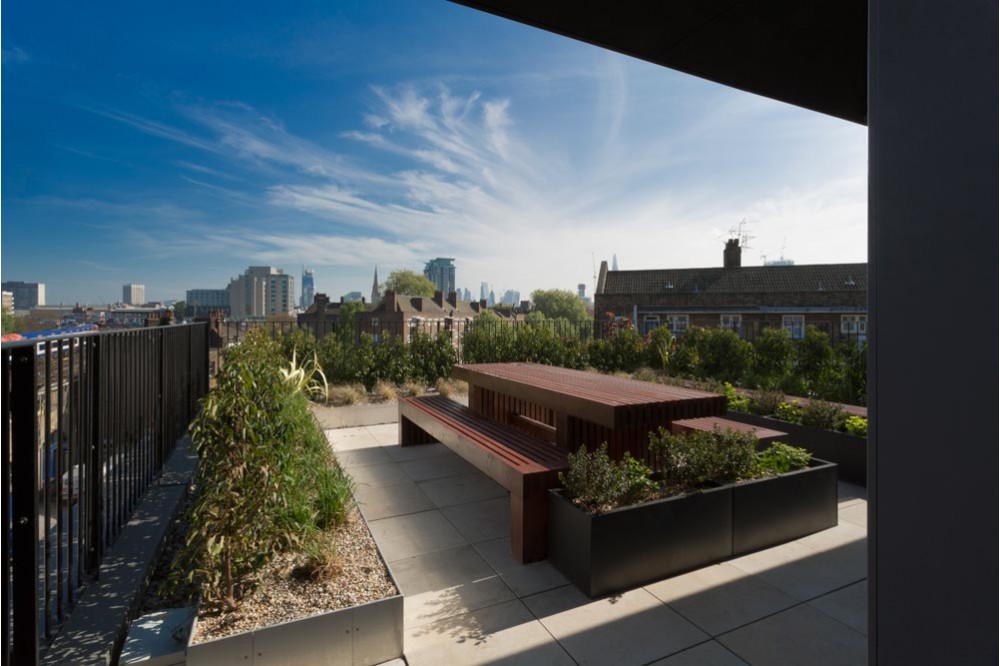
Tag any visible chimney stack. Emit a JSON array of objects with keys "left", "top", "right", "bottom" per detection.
[{"left": 724, "top": 238, "right": 742, "bottom": 268}]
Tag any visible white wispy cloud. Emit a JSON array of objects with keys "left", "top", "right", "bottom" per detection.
[{"left": 87, "top": 65, "right": 866, "bottom": 296}]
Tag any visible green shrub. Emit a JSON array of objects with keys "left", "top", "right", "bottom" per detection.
[
  {"left": 845, "top": 415, "right": 868, "bottom": 437},
  {"left": 558, "top": 443, "right": 656, "bottom": 512},
  {"left": 462, "top": 312, "right": 517, "bottom": 363},
  {"left": 317, "top": 334, "right": 348, "bottom": 383},
  {"left": 697, "top": 328, "right": 752, "bottom": 383},
  {"left": 749, "top": 388, "right": 785, "bottom": 416},
  {"left": 649, "top": 427, "right": 758, "bottom": 489},
  {"left": 667, "top": 328, "right": 704, "bottom": 376},
  {"left": 347, "top": 333, "right": 378, "bottom": 389},
  {"left": 751, "top": 327, "right": 794, "bottom": 388},
  {"left": 588, "top": 328, "right": 645, "bottom": 373},
  {"left": 409, "top": 331, "right": 457, "bottom": 383},
  {"left": 174, "top": 329, "right": 353, "bottom": 607},
  {"left": 775, "top": 400, "right": 803, "bottom": 423},
  {"left": 755, "top": 442, "right": 812, "bottom": 475},
  {"left": 275, "top": 327, "right": 317, "bottom": 365},
  {"left": 794, "top": 326, "right": 835, "bottom": 394},
  {"left": 646, "top": 325, "right": 674, "bottom": 370},
  {"left": 723, "top": 382, "right": 751, "bottom": 412},
  {"left": 799, "top": 399, "right": 847, "bottom": 431}
]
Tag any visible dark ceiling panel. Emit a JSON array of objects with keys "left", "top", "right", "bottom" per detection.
[{"left": 451, "top": 0, "right": 867, "bottom": 125}]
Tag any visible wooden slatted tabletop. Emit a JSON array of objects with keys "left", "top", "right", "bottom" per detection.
[{"left": 452, "top": 362, "right": 726, "bottom": 429}]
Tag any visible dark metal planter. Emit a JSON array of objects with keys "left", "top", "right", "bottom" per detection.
[
  {"left": 731, "top": 458, "right": 839, "bottom": 555},
  {"left": 547, "top": 485, "right": 733, "bottom": 598},
  {"left": 549, "top": 458, "right": 839, "bottom": 597},
  {"left": 726, "top": 410, "right": 867, "bottom": 486}
]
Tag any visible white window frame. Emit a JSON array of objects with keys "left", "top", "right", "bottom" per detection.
[
  {"left": 664, "top": 314, "right": 689, "bottom": 335},
  {"left": 840, "top": 314, "right": 867, "bottom": 334},
  {"left": 782, "top": 315, "right": 806, "bottom": 340},
  {"left": 720, "top": 314, "right": 742, "bottom": 332}
]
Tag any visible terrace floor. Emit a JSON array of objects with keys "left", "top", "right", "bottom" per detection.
[{"left": 327, "top": 422, "right": 867, "bottom": 666}]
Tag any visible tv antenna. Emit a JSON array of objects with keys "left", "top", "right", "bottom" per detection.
[{"left": 728, "top": 218, "right": 754, "bottom": 250}]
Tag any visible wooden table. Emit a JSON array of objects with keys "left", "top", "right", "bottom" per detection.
[{"left": 451, "top": 363, "right": 727, "bottom": 466}]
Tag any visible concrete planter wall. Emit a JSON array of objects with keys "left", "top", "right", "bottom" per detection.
[
  {"left": 549, "top": 459, "right": 839, "bottom": 598},
  {"left": 725, "top": 410, "right": 867, "bottom": 486},
  {"left": 186, "top": 591, "right": 403, "bottom": 666}
]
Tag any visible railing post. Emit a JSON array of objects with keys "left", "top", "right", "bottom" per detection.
[
  {"left": 158, "top": 329, "right": 166, "bottom": 467},
  {"left": 11, "top": 346, "right": 40, "bottom": 666},
  {"left": 88, "top": 338, "right": 102, "bottom": 574},
  {"left": 187, "top": 324, "right": 193, "bottom": 425}
]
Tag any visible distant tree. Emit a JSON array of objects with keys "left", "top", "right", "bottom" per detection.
[
  {"left": 173, "top": 300, "right": 187, "bottom": 320},
  {"left": 383, "top": 270, "right": 436, "bottom": 298},
  {"left": 337, "top": 300, "right": 366, "bottom": 347},
  {"left": 2, "top": 310, "right": 27, "bottom": 334},
  {"left": 530, "top": 289, "right": 590, "bottom": 323}
]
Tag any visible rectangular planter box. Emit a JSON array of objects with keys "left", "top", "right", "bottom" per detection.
[
  {"left": 549, "top": 458, "right": 839, "bottom": 597},
  {"left": 548, "top": 485, "right": 734, "bottom": 598},
  {"left": 186, "top": 583, "right": 403, "bottom": 666},
  {"left": 732, "top": 458, "right": 839, "bottom": 555},
  {"left": 726, "top": 410, "right": 867, "bottom": 486}
]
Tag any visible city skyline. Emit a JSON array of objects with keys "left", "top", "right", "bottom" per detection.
[{"left": 2, "top": 1, "right": 865, "bottom": 303}]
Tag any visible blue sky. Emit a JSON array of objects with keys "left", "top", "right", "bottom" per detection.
[{"left": 1, "top": 1, "right": 866, "bottom": 305}]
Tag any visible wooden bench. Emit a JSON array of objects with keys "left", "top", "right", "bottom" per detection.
[
  {"left": 670, "top": 416, "right": 787, "bottom": 446},
  {"left": 398, "top": 395, "right": 569, "bottom": 563}
]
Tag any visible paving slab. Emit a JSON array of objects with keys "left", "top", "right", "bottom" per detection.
[
  {"left": 838, "top": 502, "right": 867, "bottom": 527},
  {"left": 473, "top": 537, "right": 569, "bottom": 598},
  {"left": 383, "top": 442, "right": 453, "bottom": 463},
  {"left": 837, "top": 481, "right": 866, "bottom": 508},
  {"left": 417, "top": 472, "right": 508, "bottom": 508},
  {"left": 348, "top": 461, "right": 412, "bottom": 489},
  {"left": 368, "top": 510, "right": 467, "bottom": 562},
  {"left": 404, "top": 599, "right": 574, "bottom": 666},
  {"left": 336, "top": 446, "right": 394, "bottom": 469},
  {"left": 728, "top": 538, "right": 866, "bottom": 602},
  {"left": 326, "top": 427, "right": 381, "bottom": 451},
  {"left": 718, "top": 603, "right": 866, "bottom": 666},
  {"left": 354, "top": 482, "right": 436, "bottom": 521},
  {"left": 645, "top": 563, "right": 798, "bottom": 636},
  {"left": 650, "top": 640, "right": 749, "bottom": 665},
  {"left": 523, "top": 585, "right": 707, "bottom": 666},
  {"left": 440, "top": 497, "right": 510, "bottom": 544},
  {"left": 391, "top": 546, "right": 515, "bottom": 628},
  {"left": 400, "top": 452, "right": 479, "bottom": 482},
  {"left": 809, "top": 581, "right": 868, "bottom": 636}
]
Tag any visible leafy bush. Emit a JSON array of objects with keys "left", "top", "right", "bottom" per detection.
[
  {"left": 276, "top": 327, "right": 317, "bottom": 365},
  {"left": 409, "top": 331, "right": 457, "bottom": 383},
  {"left": 559, "top": 443, "right": 656, "bottom": 512},
  {"left": 373, "top": 334, "right": 411, "bottom": 385},
  {"left": 649, "top": 427, "right": 758, "bottom": 489},
  {"left": 174, "top": 329, "right": 353, "bottom": 607},
  {"left": 751, "top": 327, "right": 794, "bottom": 388},
  {"left": 755, "top": 442, "right": 812, "bottom": 475},
  {"left": 347, "top": 333, "right": 378, "bottom": 389},
  {"left": 774, "top": 400, "right": 803, "bottom": 423},
  {"left": 799, "top": 399, "right": 847, "bottom": 431},
  {"left": 697, "top": 328, "right": 753, "bottom": 383},
  {"left": 646, "top": 325, "right": 674, "bottom": 370},
  {"left": 633, "top": 367, "right": 658, "bottom": 383},
  {"left": 845, "top": 415, "right": 868, "bottom": 437},
  {"left": 588, "top": 328, "right": 645, "bottom": 373},
  {"left": 722, "top": 382, "right": 751, "bottom": 412},
  {"left": 794, "top": 326, "right": 835, "bottom": 395},
  {"left": 461, "top": 312, "right": 518, "bottom": 363},
  {"left": 749, "top": 388, "right": 786, "bottom": 416}
]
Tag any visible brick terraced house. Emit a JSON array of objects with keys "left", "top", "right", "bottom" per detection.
[
  {"left": 594, "top": 239, "right": 867, "bottom": 344},
  {"left": 356, "top": 290, "right": 524, "bottom": 343}
]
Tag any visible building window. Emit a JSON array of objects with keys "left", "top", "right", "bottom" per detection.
[
  {"left": 720, "top": 314, "right": 742, "bottom": 333},
  {"left": 664, "top": 314, "right": 689, "bottom": 336},
  {"left": 840, "top": 314, "right": 867, "bottom": 334},
  {"left": 642, "top": 315, "right": 660, "bottom": 335},
  {"left": 782, "top": 315, "right": 805, "bottom": 340}
]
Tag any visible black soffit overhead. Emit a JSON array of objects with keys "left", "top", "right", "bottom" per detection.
[{"left": 450, "top": 0, "right": 868, "bottom": 126}]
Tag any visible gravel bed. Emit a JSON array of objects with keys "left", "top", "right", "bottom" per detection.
[
  {"left": 141, "top": 500, "right": 398, "bottom": 644},
  {"left": 192, "top": 505, "right": 397, "bottom": 643}
]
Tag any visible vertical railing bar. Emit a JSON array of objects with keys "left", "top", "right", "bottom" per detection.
[
  {"left": 42, "top": 340, "right": 52, "bottom": 639},
  {"left": 56, "top": 337, "right": 64, "bottom": 622},
  {"left": 89, "top": 337, "right": 102, "bottom": 573},
  {"left": 67, "top": 339, "right": 75, "bottom": 606}
]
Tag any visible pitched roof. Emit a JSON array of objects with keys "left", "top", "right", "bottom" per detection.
[{"left": 602, "top": 263, "right": 867, "bottom": 295}]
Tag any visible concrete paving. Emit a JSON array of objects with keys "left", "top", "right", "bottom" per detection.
[{"left": 328, "top": 424, "right": 868, "bottom": 666}]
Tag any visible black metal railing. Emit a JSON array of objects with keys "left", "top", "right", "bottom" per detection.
[{"left": 3, "top": 323, "right": 208, "bottom": 665}]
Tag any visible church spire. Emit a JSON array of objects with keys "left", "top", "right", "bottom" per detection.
[{"left": 371, "top": 266, "right": 380, "bottom": 304}]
